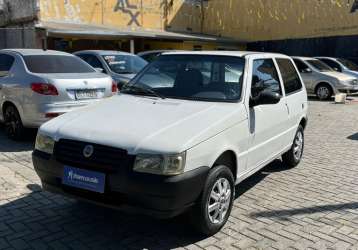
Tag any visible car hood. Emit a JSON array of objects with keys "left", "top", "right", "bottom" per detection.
[
  {"left": 343, "top": 70, "right": 358, "bottom": 78},
  {"left": 40, "top": 94, "right": 247, "bottom": 155},
  {"left": 321, "top": 71, "right": 356, "bottom": 81}
]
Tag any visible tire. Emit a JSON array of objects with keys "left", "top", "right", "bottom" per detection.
[
  {"left": 282, "top": 125, "right": 304, "bottom": 167},
  {"left": 315, "top": 83, "right": 333, "bottom": 100},
  {"left": 191, "top": 165, "right": 235, "bottom": 236},
  {"left": 4, "top": 105, "right": 25, "bottom": 140}
]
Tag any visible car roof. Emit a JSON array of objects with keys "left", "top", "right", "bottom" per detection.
[
  {"left": 315, "top": 57, "right": 338, "bottom": 60},
  {"left": 1, "top": 49, "right": 72, "bottom": 56},
  {"left": 162, "top": 50, "right": 288, "bottom": 58},
  {"left": 74, "top": 50, "right": 134, "bottom": 56},
  {"left": 137, "top": 50, "right": 177, "bottom": 56},
  {"left": 292, "top": 56, "right": 317, "bottom": 61}
]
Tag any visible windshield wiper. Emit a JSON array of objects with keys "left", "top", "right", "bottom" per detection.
[{"left": 122, "top": 84, "right": 166, "bottom": 99}]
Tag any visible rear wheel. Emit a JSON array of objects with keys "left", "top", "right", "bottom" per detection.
[
  {"left": 315, "top": 83, "right": 333, "bottom": 100},
  {"left": 282, "top": 125, "right": 304, "bottom": 167},
  {"left": 4, "top": 105, "right": 25, "bottom": 140},
  {"left": 191, "top": 165, "right": 235, "bottom": 236}
]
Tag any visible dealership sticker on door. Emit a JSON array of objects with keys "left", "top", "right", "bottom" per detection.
[{"left": 62, "top": 166, "right": 105, "bottom": 193}]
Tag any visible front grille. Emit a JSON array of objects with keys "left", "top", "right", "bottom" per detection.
[{"left": 54, "top": 139, "right": 135, "bottom": 172}]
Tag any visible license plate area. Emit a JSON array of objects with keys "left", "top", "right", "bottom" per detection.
[
  {"left": 75, "top": 89, "right": 99, "bottom": 100},
  {"left": 62, "top": 166, "right": 105, "bottom": 193}
]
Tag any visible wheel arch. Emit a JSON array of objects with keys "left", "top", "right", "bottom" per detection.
[
  {"left": 1, "top": 100, "right": 23, "bottom": 121},
  {"left": 212, "top": 150, "right": 238, "bottom": 181},
  {"left": 299, "top": 117, "right": 308, "bottom": 130}
]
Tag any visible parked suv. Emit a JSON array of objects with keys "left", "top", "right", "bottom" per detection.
[
  {"left": 33, "top": 51, "right": 308, "bottom": 235},
  {"left": 75, "top": 50, "right": 147, "bottom": 89},
  {"left": 292, "top": 57, "right": 358, "bottom": 100},
  {"left": 316, "top": 57, "right": 358, "bottom": 79},
  {"left": 0, "top": 49, "right": 116, "bottom": 140}
]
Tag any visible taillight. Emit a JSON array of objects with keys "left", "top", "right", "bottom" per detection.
[
  {"left": 112, "top": 81, "right": 118, "bottom": 93},
  {"left": 31, "top": 83, "right": 59, "bottom": 96}
]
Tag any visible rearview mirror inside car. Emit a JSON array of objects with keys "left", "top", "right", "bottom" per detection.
[{"left": 302, "top": 68, "right": 312, "bottom": 73}]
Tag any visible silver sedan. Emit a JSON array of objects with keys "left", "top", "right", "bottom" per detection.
[{"left": 0, "top": 49, "right": 117, "bottom": 140}]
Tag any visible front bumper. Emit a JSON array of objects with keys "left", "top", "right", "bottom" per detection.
[
  {"left": 32, "top": 150, "right": 209, "bottom": 218},
  {"left": 337, "top": 84, "right": 358, "bottom": 93}
]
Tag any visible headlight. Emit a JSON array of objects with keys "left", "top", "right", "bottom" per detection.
[
  {"left": 35, "top": 134, "right": 55, "bottom": 154},
  {"left": 133, "top": 152, "right": 186, "bottom": 176}
]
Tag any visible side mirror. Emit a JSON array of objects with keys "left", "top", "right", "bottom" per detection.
[
  {"left": 95, "top": 68, "right": 104, "bottom": 73},
  {"left": 250, "top": 90, "right": 281, "bottom": 107},
  {"left": 333, "top": 67, "right": 341, "bottom": 72},
  {"left": 302, "top": 68, "right": 312, "bottom": 73}
]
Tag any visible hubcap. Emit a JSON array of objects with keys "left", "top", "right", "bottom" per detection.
[
  {"left": 207, "top": 178, "right": 232, "bottom": 224},
  {"left": 293, "top": 131, "right": 304, "bottom": 160},
  {"left": 317, "top": 86, "right": 330, "bottom": 99}
]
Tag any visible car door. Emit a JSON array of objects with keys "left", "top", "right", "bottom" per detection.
[
  {"left": 0, "top": 53, "right": 15, "bottom": 121},
  {"left": 275, "top": 58, "right": 307, "bottom": 145},
  {"left": 246, "top": 57, "right": 290, "bottom": 170},
  {"left": 293, "top": 59, "right": 315, "bottom": 93}
]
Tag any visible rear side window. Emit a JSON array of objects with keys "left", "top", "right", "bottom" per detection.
[
  {"left": 77, "top": 54, "right": 105, "bottom": 70},
  {"left": 24, "top": 55, "right": 95, "bottom": 74},
  {"left": 320, "top": 59, "right": 341, "bottom": 72},
  {"left": 293, "top": 59, "right": 309, "bottom": 73},
  {"left": 276, "top": 58, "right": 303, "bottom": 95},
  {"left": 0, "top": 54, "right": 15, "bottom": 74},
  {"left": 251, "top": 59, "right": 282, "bottom": 98}
]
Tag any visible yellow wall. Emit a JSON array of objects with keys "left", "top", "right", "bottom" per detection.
[
  {"left": 200, "top": 0, "right": 358, "bottom": 41},
  {"left": 39, "top": 0, "right": 164, "bottom": 30},
  {"left": 39, "top": 0, "right": 358, "bottom": 42}
]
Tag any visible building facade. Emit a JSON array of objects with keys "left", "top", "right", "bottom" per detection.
[{"left": 1, "top": 0, "right": 358, "bottom": 56}]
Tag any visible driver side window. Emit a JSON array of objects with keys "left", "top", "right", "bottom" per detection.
[{"left": 251, "top": 59, "right": 282, "bottom": 98}]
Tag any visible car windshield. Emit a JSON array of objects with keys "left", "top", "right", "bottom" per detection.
[
  {"left": 102, "top": 55, "right": 147, "bottom": 74},
  {"left": 24, "top": 55, "right": 95, "bottom": 74},
  {"left": 337, "top": 58, "right": 358, "bottom": 71},
  {"left": 305, "top": 59, "right": 332, "bottom": 72},
  {"left": 122, "top": 55, "right": 245, "bottom": 102}
]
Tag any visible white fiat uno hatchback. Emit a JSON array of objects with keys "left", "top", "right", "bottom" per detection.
[{"left": 33, "top": 51, "right": 308, "bottom": 235}]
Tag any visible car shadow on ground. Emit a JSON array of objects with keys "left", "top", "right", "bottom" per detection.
[
  {"left": 0, "top": 124, "right": 36, "bottom": 152},
  {"left": 0, "top": 160, "right": 290, "bottom": 249},
  {"left": 347, "top": 133, "right": 358, "bottom": 141},
  {"left": 249, "top": 201, "right": 358, "bottom": 221},
  {"left": 307, "top": 96, "right": 335, "bottom": 102}
]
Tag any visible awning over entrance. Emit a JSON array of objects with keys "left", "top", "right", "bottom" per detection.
[{"left": 35, "top": 21, "right": 240, "bottom": 44}]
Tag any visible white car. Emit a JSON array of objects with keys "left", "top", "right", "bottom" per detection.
[
  {"left": 292, "top": 57, "right": 358, "bottom": 100},
  {"left": 33, "top": 51, "right": 308, "bottom": 235},
  {"left": 0, "top": 49, "right": 116, "bottom": 140}
]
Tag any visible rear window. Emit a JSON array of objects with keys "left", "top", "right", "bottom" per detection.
[{"left": 24, "top": 55, "right": 95, "bottom": 74}]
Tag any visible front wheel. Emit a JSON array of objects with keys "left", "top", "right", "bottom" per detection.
[
  {"left": 191, "top": 165, "right": 235, "bottom": 236},
  {"left": 282, "top": 125, "right": 304, "bottom": 167},
  {"left": 315, "top": 84, "right": 333, "bottom": 100}
]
